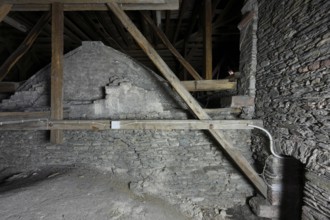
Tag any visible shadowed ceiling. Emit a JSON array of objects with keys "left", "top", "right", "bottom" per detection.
[{"left": 0, "top": 0, "right": 244, "bottom": 82}]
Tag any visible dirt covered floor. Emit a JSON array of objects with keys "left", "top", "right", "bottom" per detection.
[
  {"left": 0, "top": 167, "right": 189, "bottom": 220},
  {"left": 0, "top": 166, "right": 260, "bottom": 220}
]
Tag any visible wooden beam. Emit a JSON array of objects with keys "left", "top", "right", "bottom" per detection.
[
  {"left": 0, "top": 12, "right": 50, "bottom": 81},
  {"left": 0, "top": 4, "right": 12, "bottom": 22},
  {"left": 64, "top": 16, "right": 90, "bottom": 41},
  {"left": 110, "top": 120, "right": 263, "bottom": 130},
  {"left": 238, "top": 11, "right": 255, "bottom": 30},
  {"left": 3, "top": 15, "right": 27, "bottom": 32},
  {"left": 50, "top": 2, "right": 64, "bottom": 144},
  {"left": 141, "top": 12, "right": 202, "bottom": 80},
  {"left": 0, "top": 109, "right": 240, "bottom": 119},
  {"left": 0, "top": 119, "right": 263, "bottom": 130},
  {"left": 204, "top": 0, "right": 212, "bottom": 80},
  {"left": 106, "top": 2, "right": 267, "bottom": 197},
  {"left": 0, "top": 81, "right": 20, "bottom": 93},
  {"left": 182, "top": 79, "right": 236, "bottom": 92}
]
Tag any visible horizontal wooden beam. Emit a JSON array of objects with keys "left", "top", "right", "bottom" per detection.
[
  {"left": 181, "top": 79, "right": 236, "bottom": 91},
  {"left": 238, "top": 11, "right": 255, "bottom": 30},
  {"left": 0, "top": 119, "right": 263, "bottom": 130},
  {"left": 10, "top": 0, "right": 179, "bottom": 11},
  {"left": 204, "top": 108, "right": 241, "bottom": 115},
  {"left": 0, "top": 82, "right": 20, "bottom": 93}
]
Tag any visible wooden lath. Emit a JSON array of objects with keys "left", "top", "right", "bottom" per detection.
[{"left": 106, "top": 2, "right": 267, "bottom": 197}]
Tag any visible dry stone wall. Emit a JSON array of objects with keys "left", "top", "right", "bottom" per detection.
[
  {"left": 0, "top": 42, "right": 254, "bottom": 219},
  {"left": 253, "top": 0, "right": 330, "bottom": 219}
]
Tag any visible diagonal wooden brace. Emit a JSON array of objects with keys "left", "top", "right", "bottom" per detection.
[{"left": 107, "top": 2, "right": 267, "bottom": 197}]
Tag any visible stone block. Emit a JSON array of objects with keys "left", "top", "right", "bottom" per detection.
[
  {"left": 221, "top": 95, "right": 255, "bottom": 108},
  {"left": 249, "top": 196, "right": 280, "bottom": 219}
]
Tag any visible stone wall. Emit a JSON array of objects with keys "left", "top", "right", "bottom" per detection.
[
  {"left": 253, "top": 0, "right": 330, "bottom": 219},
  {"left": 0, "top": 42, "right": 254, "bottom": 219}
]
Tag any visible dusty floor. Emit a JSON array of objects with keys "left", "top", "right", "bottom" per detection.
[
  {"left": 0, "top": 166, "right": 261, "bottom": 220},
  {"left": 0, "top": 167, "right": 189, "bottom": 220}
]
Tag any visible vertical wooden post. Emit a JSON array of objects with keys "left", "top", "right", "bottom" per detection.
[
  {"left": 0, "top": 4, "right": 12, "bottom": 22},
  {"left": 204, "top": 0, "right": 212, "bottom": 80},
  {"left": 50, "top": 2, "right": 64, "bottom": 144}
]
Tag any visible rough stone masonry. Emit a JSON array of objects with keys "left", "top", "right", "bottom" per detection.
[
  {"left": 0, "top": 42, "right": 254, "bottom": 219},
  {"left": 241, "top": 0, "right": 330, "bottom": 219}
]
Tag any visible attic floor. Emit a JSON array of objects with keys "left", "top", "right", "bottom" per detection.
[
  {"left": 0, "top": 167, "right": 188, "bottom": 220},
  {"left": 0, "top": 166, "right": 261, "bottom": 220}
]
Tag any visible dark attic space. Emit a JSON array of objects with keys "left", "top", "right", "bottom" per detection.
[{"left": 0, "top": 0, "right": 329, "bottom": 220}]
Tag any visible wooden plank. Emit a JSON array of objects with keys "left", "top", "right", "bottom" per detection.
[
  {"left": 0, "top": 4, "right": 12, "bottom": 22},
  {"left": 0, "top": 119, "right": 263, "bottom": 130},
  {"left": 182, "top": 79, "right": 236, "bottom": 92},
  {"left": 107, "top": 2, "right": 267, "bottom": 197},
  {"left": 50, "top": 2, "right": 64, "bottom": 144},
  {"left": 141, "top": 12, "right": 202, "bottom": 80},
  {"left": 0, "top": 82, "right": 20, "bottom": 93},
  {"left": 0, "top": 12, "right": 50, "bottom": 81},
  {"left": 204, "top": 0, "right": 212, "bottom": 80}
]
